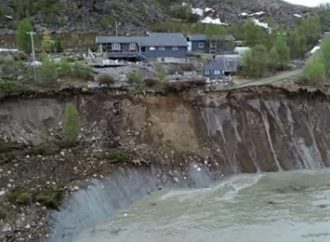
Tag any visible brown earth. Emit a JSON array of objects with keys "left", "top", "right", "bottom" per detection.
[{"left": 1, "top": 85, "right": 330, "bottom": 241}]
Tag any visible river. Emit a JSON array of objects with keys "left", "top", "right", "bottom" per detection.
[{"left": 73, "top": 169, "right": 330, "bottom": 242}]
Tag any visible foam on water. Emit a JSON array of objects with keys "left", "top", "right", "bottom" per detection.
[{"left": 74, "top": 169, "right": 330, "bottom": 242}]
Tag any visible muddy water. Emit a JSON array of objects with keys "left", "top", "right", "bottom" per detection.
[{"left": 74, "top": 169, "right": 330, "bottom": 242}]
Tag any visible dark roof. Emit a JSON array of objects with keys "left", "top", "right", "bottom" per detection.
[
  {"left": 96, "top": 33, "right": 188, "bottom": 47},
  {"left": 203, "top": 60, "right": 225, "bottom": 71},
  {"left": 141, "top": 33, "right": 187, "bottom": 46},
  {"left": 95, "top": 36, "right": 145, "bottom": 44},
  {"left": 188, "top": 34, "right": 235, "bottom": 42}
]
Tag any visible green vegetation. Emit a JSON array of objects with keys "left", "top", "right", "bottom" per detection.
[
  {"left": 154, "top": 63, "right": 167, "bottom": 81},
  {"left": 0, "top": 206, "right": 5, "bottom": 220},
  {"left": 303, "top": 58, "right": 326, "bottom": 86},
  {"left": 302, "top": 36, "right": 330, "bottom": 86},
  {"left": 106, "top": 151, "right": 130, "bottom": 163},
  {"left": 272, "top": 35, "right": 290, "bottom": 71},
  {"left": 98, "top": 73, "right": 115, "bottom": 86},
  {"left": 38, "top": 54, "right": 58, "bottom": 85},
  {"left": 16, "top": 18, "right": 33, "bottom": 54},
  {"left": 63, "top": 103, "right": 80, "bottom": 146},
  {"left": 127, "top": 70, "right": 146, "bottom": 92},
  {"left": 41, "top": 32, "right": 54, "bottom": 53},
  {"left": 36, "top": 188, "right": 64, "bottom": 210},
  {"left": 38, "top": 55, "right": 93, "bottom": 85},
  {"left": 242, "top": 45, "right": 268, "bottom": 78},
  {"left": 0, "top": 79, "right": 27, "bottom": 95},
  {"left": 8, "top": 187, "right": 32, "bottom": 205}
]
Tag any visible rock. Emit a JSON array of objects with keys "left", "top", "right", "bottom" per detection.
[{"left": 2, "top": 223, "right": 12, "bottom": 233}]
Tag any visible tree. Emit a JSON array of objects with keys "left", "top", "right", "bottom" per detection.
[
  {"left": 38, "top": 54, "right": 57, "bottom": 84},
  {"left": 288, "top": 30, "right": 307, "bottom": 59},
  {"left": 319, "top": 35, "right": 330, "bottom": 76},
  {"left": 273, "top": 35, "right": 290, "bottom": 70},
  {"left": 16, "top": 18, "right": 33, "bottom": 54},
  {"left": 301, "top": 15, "right": 322, "bottom": 46},
  {"left": 303, "top": 58, "right": 326, "bottom": 86},
  {"left": 54, "top": 38, "right": 64, "bottom": 53},
  {"left": 63, "top": 103, "right": 80, "bottom": 145},
  {"left": 268, "top": 47, "right": 279, "bottom": 71},
  {"left": 242, "top": 45, "right": 268, "bottom": 77},
  {"left": 243, "top": 21, "right": 269, "bottom": 47},
  {"left": 41, "top": 32, "right": 54, "bottom": 53}
]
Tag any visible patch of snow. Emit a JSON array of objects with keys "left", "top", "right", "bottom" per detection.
[
  {"left": 201, "top": 16, "right": 227, "bottom": 25},
  {"left": 0, "top": 48, "right": 18, "bottom": 52},
  {"left": 252, "top": 18, "right": 272, "bottom": 33},
  {"left": 239, "top": 12, "right": 249, "bottom": 17},
  {"left": 205, "top": 7, "right": 214, "bottom": 12},
  {"left": 294, "top": 14, "right": 303, "bottom": 18},
  {"left": 192, "top": 8, "right": 204, "bottom": 16},
  {"left": 182, "top": 2, "right": 187, "bottom": 6},
  {"left": 4, "top": 15, "right": 13, "bottom": 20},
  {"left": 250, "top": 11, "right": 266, "bottom": 17},
  {"left": 308, "top": 46, "right": 320, "bottom": 55}
]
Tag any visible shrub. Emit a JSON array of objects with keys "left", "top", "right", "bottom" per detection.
[
  {"left": 54, "top": 38, "right": 64, "bottom": 53},
  {"left": 8, "top": 188, "right": 32, "bottom": 205},
  {"left": 302, "top": 58, "right": 326, "bottom": 86},
  {"left": 0, "top": 79, "right": 26, "bottom": 95},
  {"left": 41, "top": 32, "right": 54, "bottom": 53},
  {"left": 97, "top": 73, "right": 115, "bottom": 86},
  {"left": 38, "top": 54, "right": 58, "bottom": 85},
  {"left": 127, "top": 71, "right": 144, "bottom": 84},
  {"left": 154, "top": 63, "right": 167, "bottom": 80},
  {"left": 127, "top": 71, "right": 146, "bottom": 92},
  {"left": 36, "top": 188, "right": 64, "bottom": 210},
  {"left": 63, "top": 103, "right": 80, "bottom": 146}
]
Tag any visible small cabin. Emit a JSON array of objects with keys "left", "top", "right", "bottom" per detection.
[{"left": 187, "top": 34, "right": 235, "bottom": 53}]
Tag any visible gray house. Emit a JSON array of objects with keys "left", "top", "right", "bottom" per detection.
[
  {"left": 203, "top": 55, "right": 238, "bottom": 79},
  {"left": 96, "top": 32, "right": 188, "bottom": 62},
  {"left": 187, "top": 34, "right": 235, "bottom": 54}
]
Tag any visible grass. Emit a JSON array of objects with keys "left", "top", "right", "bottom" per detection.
[
  {"left": 36, "top": 188, "right": 64, "bottom": 210},
  {"left": 8, "top": 188, "right": 33, "bottom": 206},
  {"left": 105, "top": 151, "right": 130, "bottom": 163},
  {"left": 0, "top": 206, "right": 5, "bottom": 220}
]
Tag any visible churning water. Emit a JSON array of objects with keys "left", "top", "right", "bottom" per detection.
[{"left": 74, "top": 169, "right": 330, "bottom": 242}]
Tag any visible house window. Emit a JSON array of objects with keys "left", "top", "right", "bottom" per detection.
[
  {"left": 129, "top": 43, "right": 137, "bottom": 51},
  {"left": 214, "top": 70, "right": 221, "bottom": 75},
  {"left": 149, "top": 46, "right": 156, "bottom": 51},
  {"left": 204, "top": 70, "right": 210, "bottom": 75},
  {"left": 159, "top": 47, "right": 166, "bottom": 51},
  {"left": 111, "top": 43, "right": 121, "bottom": 51},
  {"left": 198, "top": 42, "right": 205, "bottom": 49},
  {"left": 172, "top": 47, "right": 179, "bottom": 51}
]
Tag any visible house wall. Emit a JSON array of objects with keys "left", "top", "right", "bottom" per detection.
[
  {"left": 203, "top": 70, "right": 225, "bottom": 79},
  {"left": 101, "top": 43, "right": 139, "bottom": 52},
  {"left": 191, "top": 40, "right": 208, "bottom": 52},
  {"left": 142, "top": 46, "right": 187, "bottom": 59},
  {"left": 191, "top": 40, "right": 235, "bottom": 53}
]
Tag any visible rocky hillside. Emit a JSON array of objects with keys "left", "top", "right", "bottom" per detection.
[
  {"left": 192, "top": 0, "right": 313, "bottom": 27},
  {"left": 0, "top": 0, "right": 320, "bottom": 34}
]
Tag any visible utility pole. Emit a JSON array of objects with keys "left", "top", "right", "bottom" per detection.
[
  {"left": 27, "top": 31, "right": 37, "bottom": 82},
  {"left": 115, "top": 21, "right": 118, "bottom": 36}
]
